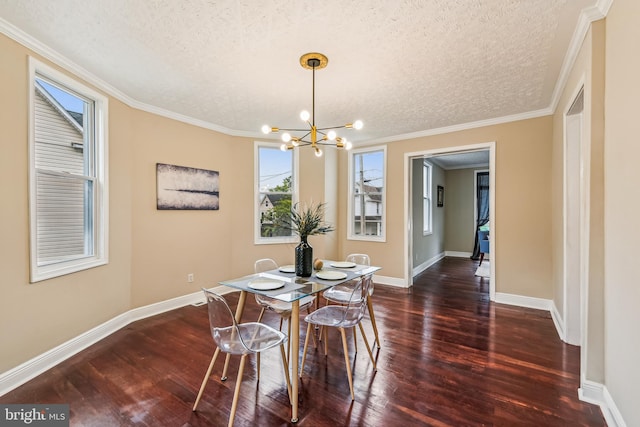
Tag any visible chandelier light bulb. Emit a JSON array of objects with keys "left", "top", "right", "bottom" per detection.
[
  {"left": 353, "top": 120, "right": 363, "bottom": 130},
  {"left": 282, "top": 132, "right": 292, "bottom": 142},
  {"left": 345, "top": 141, "right": 353, "bottom": 150},
  {"left": 327, "top": 130, "right": 337, "bottom": 140},
  {"left": 261, "top": 125, "right": 271, "bottom": 134},
  {"left": 315, "top": 147, "right": 323, "bottom": 157},
  {"left": 300, "top": 110, "right": 310, "bottom": 122},
  {"left": 280, "top": 143, "right": 288, "bottom": 151}
]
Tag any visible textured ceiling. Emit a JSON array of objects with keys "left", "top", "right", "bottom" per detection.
[{"left": 0, "top": 0, "right": 600, "bottom": 143}]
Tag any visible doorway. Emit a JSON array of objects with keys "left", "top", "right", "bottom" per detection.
[
  {"left": 404, "top": 142, "right": 496, "bottom": 300},
  {"left": 564, "top": 87, "right": 584, "bottom": 346}
]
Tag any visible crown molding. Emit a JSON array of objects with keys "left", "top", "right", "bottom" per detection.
[
  {"left": 363, "top": 107, "right": 552, "bottom": 145},
  {"left": 1, "top": 1, "right": 616, "bottom": 145},
  {"left": 548, "top": 2, "right": 610, "bottom": 113}
]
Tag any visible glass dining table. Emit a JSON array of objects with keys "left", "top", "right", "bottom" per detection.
[{"left": 219, "top": 261, "right": 381, "bottom": 423}]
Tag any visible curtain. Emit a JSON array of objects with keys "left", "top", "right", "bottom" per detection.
[{"left": 471, "top": 172, "right": 490, "bottom": 260}]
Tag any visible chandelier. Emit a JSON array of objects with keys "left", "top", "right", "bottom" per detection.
[{"left": 261, "top": 52, "right": 363, "bottom": 157}]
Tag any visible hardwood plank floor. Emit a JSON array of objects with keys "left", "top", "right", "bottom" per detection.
[{"left": 1, "top": 257, "right": 605, "bottom": 426}]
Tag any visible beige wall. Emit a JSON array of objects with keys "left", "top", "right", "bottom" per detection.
[
  {"left": 604, "top": 0, "right": 640, "bottom": 424},
  {"left": 0, "top": 35, "right": 132, "bottom": 372},
  {"left": 340, "top": 118, "right": 553, "bottom": 298}
]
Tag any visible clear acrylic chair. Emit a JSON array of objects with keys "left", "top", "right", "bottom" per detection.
[
  {"left": 300, "top": 274, "right": 377, "bottom": 400},
  {"left": 193, "top": 289, "right": 292, "bottom": 427},
  {"left": 322, "top": 254, "right": 381, "bottom": 348},
  {"left": 254, "top": 258, "right": 316, "bottom": 362}
]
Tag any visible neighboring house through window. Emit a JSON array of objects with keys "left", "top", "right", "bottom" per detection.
[
  {"left": 29, "top": 58, "right": 108, "bottom": 282},
  {"left": 348, "top": 146, "right": 386, "bottom": 241},
  {"left": 255, "top": 142, "right": 297, "bottom": 243}
]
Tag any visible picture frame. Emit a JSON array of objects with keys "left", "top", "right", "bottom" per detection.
[
  {"left": 156, "top": 163, "right": 219, "bottom": 210},
  {"left": 437, "top": 185, "right": 444, "bottom": 207}
]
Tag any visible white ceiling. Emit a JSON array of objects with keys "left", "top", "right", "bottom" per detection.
[
  {"left": 0, "top": 0, "right": 602, "bottom": 144},
  {"left": 429, "top": 150, "right": 489, "bottom": 170}
]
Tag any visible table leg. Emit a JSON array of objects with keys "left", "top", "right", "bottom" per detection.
[
  {"left": 222, "top": 290, "right": 248, "bottom": 381},
  {"left": 291, "top": 299, "right": 299, "bottom": 423}
]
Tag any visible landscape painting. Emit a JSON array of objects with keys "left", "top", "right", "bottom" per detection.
[{"left": 156, "top": 163, "right": 219, "bottom": 210}]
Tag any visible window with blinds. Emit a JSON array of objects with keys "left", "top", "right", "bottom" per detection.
[{"left": 29, "top": 58, "right": 108, "bottom": 282}]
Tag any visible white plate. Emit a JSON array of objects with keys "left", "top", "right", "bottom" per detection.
[
  {"left": 248, "top": 278, "right": 285, "bottom": 291},
  {"left": 316, "top": 270, "right": 348, "bottom": 280},
  {"left": 330, "top": 261, "right": 356, "bottom": 268},
  {"left": 278, "top": 265, "right": 295, "bottom": 273}
]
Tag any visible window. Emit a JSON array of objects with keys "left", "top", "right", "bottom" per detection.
[
  {"left": 29, "top": 58, "right": 108, "bottom": 282},
  {"left": 348, "top": 146, "right": 386, "bottom": 241},
  {"left": 423, "top": 161, "right": 432, "bottom": 234},
  {"left": 255, "top": 142, "right": 297, "bottom": 244}
]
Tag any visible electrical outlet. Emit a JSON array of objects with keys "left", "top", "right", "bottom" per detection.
[{"left": 187, "top": 273, "right": 194, "bottom": 283}]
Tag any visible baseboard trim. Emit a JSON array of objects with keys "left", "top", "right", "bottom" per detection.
[
  {"left": 412, "top": 252, "right": 445, "bottom": 277},
  {"left": 0, "top": 285, "right": 233, "bottom": 396},
  {"left": 444, "top": 251, "right": 473, "bottom": 258},
  {"left": 579, "top": 380, "right": 627, "bottom": 427},
  {"left": 549, "top": 300, "right": 566, "bottom": 341},
  {"left": 494, "top": 292, "right": 552, "bottom": 311},
  {"left": 373, "top": 274, "right": 408, "bottom": 288}
]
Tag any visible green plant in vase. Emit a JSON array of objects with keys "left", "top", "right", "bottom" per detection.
[{"left": 273, "top": 202, "right": 333, "bottom": 276}]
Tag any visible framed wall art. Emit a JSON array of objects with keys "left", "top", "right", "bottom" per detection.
[{"left": 156, "top": 163, "right": 219, "bottom": 210}]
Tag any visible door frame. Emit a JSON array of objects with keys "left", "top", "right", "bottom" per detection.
[{"left": 404, "top": 141, "right": 496, "bottom": 299}]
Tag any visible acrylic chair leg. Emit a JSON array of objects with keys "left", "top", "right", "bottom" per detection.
[
  {"left": 228, "top": 354, "right": 247, "bottom": 427},
  {"left": 221, "top": 354, "right": 231, "bottom": 381},
  {"left": 352, "top": 327, "right": 358, "bottom": 354},
  {"left": 256, "top": 307, "right": 266, "bottom": 323},
  {"left": 193, "top": 347, "right": 220, "bottom": 411},
  {"left": 358, "top": 322, "right": 377, "bottom": 371},
  {"left": 300, "top": 323, "right": 313, "bottom": 378},
  {"left": 339, "top": 328, "right": 355, "bottom": 400},
  {"left": 323, "top": 326, "right": 329, "bottom": 356},
  {"left": 257, "top": 353, "right": 261, "bottom": 382},
  {"left": 366, "top": 296, "right": 381, "bottom": 348}
]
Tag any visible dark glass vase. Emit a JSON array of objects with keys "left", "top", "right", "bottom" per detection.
[{"left": 295, "top": 237, "right": 313, "bottom": 277}]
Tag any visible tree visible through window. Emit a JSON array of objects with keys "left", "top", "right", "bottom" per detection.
[{"left": 256, "top": 144, "right": 296, "bottom": 241}]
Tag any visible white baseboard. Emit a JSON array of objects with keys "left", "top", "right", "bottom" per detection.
[
  {"left": 0, "top": 285, "right": 233, "bottom": 396},
  {"left": 550, "top": 300, "right": 566, "bottom": 341},
  {"left": 494, "top": 292, "right": 552, "bottom": 311},
  {"left": 412, "top": 252, "right": 445, "bottom": 277},
  {"left": 373, "top": 274, "right": 408, "bottom": 288},
  {"left": 579, "top": 380, "right": 627, "bottom": 427},
  {"left": 444, "top": 251, "right": 473, "bottom": 258}
]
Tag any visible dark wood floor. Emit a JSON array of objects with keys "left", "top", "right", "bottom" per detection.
[{"left": 1, "top": 257, "right": 605, "bottom": 426}]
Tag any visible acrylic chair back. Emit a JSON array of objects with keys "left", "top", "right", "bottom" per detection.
[
  {"left": 346, "top": 253, "right": 370, "bottom": 266},
  {"left": 203, "top": 289, "right": 251, "bottom": 355},
  {"left": 338, "top": 274, "right": 373, "bottom": 328},
  {"left": 255, "top": 258, "right": 278, "bottom": 274}
]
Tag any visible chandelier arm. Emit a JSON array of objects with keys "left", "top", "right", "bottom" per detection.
[
  {"left": 275, "top": 127, "right": 310, "bottom": 132},
  {"left": 315, "top": 125, "right": 349, "bottom": 132}
]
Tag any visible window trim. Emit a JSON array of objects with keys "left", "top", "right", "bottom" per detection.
[
  {"left": 423, "top": 160, "right": 433, "bottom": 235},
  {"left": 347, "top": 145, "right": 386, "bottom": 242},
  {"left": 254, "top": 141, "right": 299, "bottom": 245},
  {"left": 29, "top": 57, "right": 109, "bottom": 282}
]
